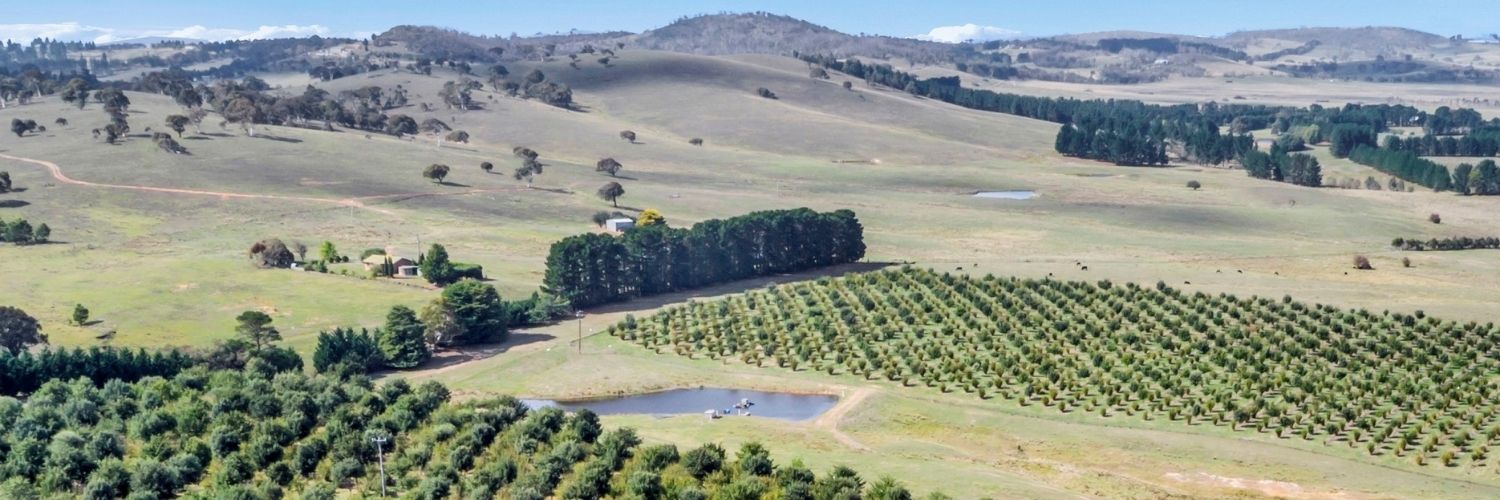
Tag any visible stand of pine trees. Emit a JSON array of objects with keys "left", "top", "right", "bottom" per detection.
[
  {"left": 1385, "top": 129, "right": 1500, "bottom": 157},
  {"left": 1241, "top": 146, "right": 1323, "bottom": 187},
  {"left": 1347, "top": 145, "right": 1455, "bottom": 192},
  {"left": 797, "top": 54, "right": 1444, "bottom": 168},
  {"left": 544, "top": 208, "right": 865, "bottom": 308},
  {"left": 0, "top": 346, "right": 195, "bottom": 395}
]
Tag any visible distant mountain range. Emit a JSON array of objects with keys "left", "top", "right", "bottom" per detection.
[{"left": 101, "top": 36, "right": 207, "bottom": 46}]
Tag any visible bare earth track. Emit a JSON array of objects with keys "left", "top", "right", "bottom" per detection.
[{"left": 0, "top": 151, "right": 533, "bottom": 216}]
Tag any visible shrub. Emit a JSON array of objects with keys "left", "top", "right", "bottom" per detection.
[
  {"left": 1186, "top": 180, "right": 1201, "bottom": 190},
  {"left": 1429, "top": 213, "right": 1442, "bottom": 224},
  {"left": 1353, "top": 255, "right": 1373, "bottom": 270}
]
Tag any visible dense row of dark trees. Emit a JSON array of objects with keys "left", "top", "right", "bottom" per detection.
[
  {"left": 1347, "top": 145, "right": 1456, "bottom": 192},
  {"left": 1096, "top": 38, "right": 1249, "bottom": 61},
  {"left": 798, "top": 53, "right": 1453, "bottom": 168},
  {"left": 544, "top": 208, "right": 865, "bottom": 308},
  {"left": 1385, "top": 129, "right": 1500, "bottom": 157},
  {"left": 1242, "top": 146, "right": 1323, "bottom": 187},
  {"left": 1393, "top": 236, "right": 1500, "bottom": 251},
  {"left": 0, "top": 347, "right": 195, "bottom": 396}
]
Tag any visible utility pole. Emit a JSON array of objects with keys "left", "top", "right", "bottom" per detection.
[
  {"left": 372, "top": 435, "right": 388, "bottom": 497},
  {"left": 575, "top": 311, "right": 584, "bottom": 354}
]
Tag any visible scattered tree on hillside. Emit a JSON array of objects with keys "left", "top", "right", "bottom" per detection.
[
  {"left": 756, "top": 88, "right": 777, "bottom": 99},
  {"left": 481, "top": 161, "right": 494, "bottom": 173},
  {"left": 60, "top": 78, "right": 89, "bottom": 109},
  {"left": 689, "top": 137, "right": 704, "bottom": 146},
  {"left": 233, "top": 310, "right": 280, "bottom": 354},
  {"left": 637, "top": 208, "right": 665, "bottom": 227},
  {"left": 810, "top": 68, "right": 830, "bottom": 79},
  {"left": 514, "top": 158, "right": 543, "bottom": 187},
  {"left": 0, "top": 306, "right": 45, "bottom": 354},
  {"left": 444, "top": 130, "right": 470, "bottom": 144},
  {"left": 10, "top": 118, "right": 37, "bottom": 137},
  {"left": 53, "top": 118, "right": 66, "bottom": 127},
  {"left": 513, "top": 146, "right": 539, "bottom": 160},
  {"left": 1353, "top": 255, "right": 1374, "bottom": 270},
  {"left": 318, "top": 241, "right": 339, "bottom": 263},
  {"left": 1429, "top": 213, "right": 1442, "bottom": 224},
  {"left": 155, "top": 136, "right": 189, "bottom": 155},
  {"left": 598, "top": 182, "right": 625, "bottom": 207},
  {"left": 70, "top": 304, "right": 89, "bottom": 326},
  {"left": 619, "top": 130, "right": 636, "bottom": 143},
  {"left": 386, "top": 114, "right": 419, "bottom": 137},
  {"left": 1186, "top": 180, "right": 1201, "bottom": 190},
  {"left": 596, "top": 157, "right": 623, "bottom": 177},
  {"left": 421, "top": 118, "right": 451, "bottom": 138},
  {"left": 524, "top": 70, "right": 546, "bottom": 85},
  {"left": 248, "top": 239, "right": 295, "bottom": 268},
  {"left": 165, "top": 115, "right": 191, "bottom": 137},
  {"left": 0, "top": 171, "right": 11, "bottom": 193},
  {"left": 423, "top": 163, "right": 451, "bottom": 183},
  {"left": 843, "top": 81, "right": 854, "bottom": 90},
  {"left": 591, "top": 211, "right": 613, "bottom": 227}
]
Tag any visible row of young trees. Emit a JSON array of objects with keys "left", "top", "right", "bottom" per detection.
[
  {"left": 611, "top": 266, "right": 1500, "bottom": 468},
  {"left": 1392, "top": 236, "right": 1500, "bottom": 251},
  {"left": 0, "top": 369, "right": 925, "bottom": 499},
  {"left": 543, "top": 208, "right": 866, "bottom": 308}
]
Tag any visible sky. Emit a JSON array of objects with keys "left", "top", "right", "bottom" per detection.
[{"left": 1, "top": 0, "right": 1494, "bottom": 45}]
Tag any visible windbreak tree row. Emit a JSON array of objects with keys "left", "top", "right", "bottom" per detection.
[
  {"left": 611, "top": 266, "right": 1500, "bottom": 468},
  {"left": 544, "top": 208, "right": 865, "bottom": 308}
]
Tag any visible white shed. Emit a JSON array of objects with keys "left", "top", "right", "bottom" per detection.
[{"left": 605, "top": 218, "right": 635, "bottom": 232}]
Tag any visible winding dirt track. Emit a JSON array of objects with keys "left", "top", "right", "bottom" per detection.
[
  {"left": 814, "top": 387, "right": 876, "bottom": 451},
  {"left": 0, "top": 152, "right": 533, "bottom": 215}
]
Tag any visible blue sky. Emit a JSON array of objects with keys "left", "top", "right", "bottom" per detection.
[{"left": 2, "top": 0, "right": 1494, "bottom": 44}]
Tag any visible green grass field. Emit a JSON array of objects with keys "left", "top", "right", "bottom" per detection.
[{"left": 4, "top": 49, "right": 1500, "bottom": 497}]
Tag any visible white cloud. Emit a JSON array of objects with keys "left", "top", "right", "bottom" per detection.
[
  {"left": 0, "top": 22, "right": 334, "bottom": 44},
  {"left": 914, "top": 23, "right": 1022, "bottom": 43},
  {"left": 0, "top": 22, "right": 116, "bottom": 43}
]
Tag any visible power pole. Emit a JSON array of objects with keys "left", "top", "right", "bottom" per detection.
[
  {"left": 576, "top": 311, "right": 584, "bottom": 354},
  {"left": 372, "top": 436, "right": 388, "bottom": 497}
]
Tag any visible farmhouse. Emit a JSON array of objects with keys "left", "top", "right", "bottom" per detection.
[{"left": 362, "top": 253, "right": 418, "bottom": 277}]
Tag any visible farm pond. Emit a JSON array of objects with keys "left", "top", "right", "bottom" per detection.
[
  {"left": 522, "top": 388, "right": 839, "bottom": 421},
  {"left": 972, "top": 190, "right": 1037, "bottom": 200}
]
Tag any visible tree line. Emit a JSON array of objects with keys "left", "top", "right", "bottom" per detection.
[
  {"left": 1242, "top": 145, "right": 1323, "bottom": 187},
  {"left": 1347, "top": 145, "right": 1456, "bottom": 192},
  {"left": 0, "top": 347, "right": 194, "bottom": 396},
  {"left": 544, "top": 208, "right": 865, "bottom": 308},
  {"left": 1392, "top": 236, "right": 1500, "bottom": 251},
  {"left": 797, "top": 53, "right": 1455, "bottom": 168},
  {"left": 1384, "top": 128, "right": 1500, "bottom": 157}
]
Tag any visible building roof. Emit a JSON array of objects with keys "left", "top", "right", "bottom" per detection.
[{"left": 363, "top": 254, "right": 413, "bottom": 265}]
